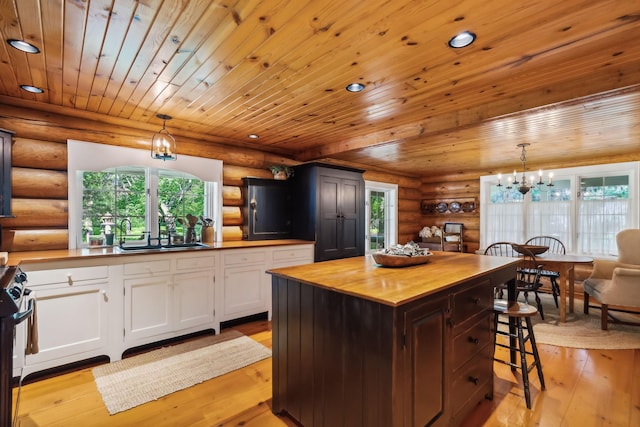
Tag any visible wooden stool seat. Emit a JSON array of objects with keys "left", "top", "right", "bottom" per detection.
[{"left": 493, "top": 299, "right": 545, "bottom": 409}]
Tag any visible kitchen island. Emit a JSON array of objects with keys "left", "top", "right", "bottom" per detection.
[{"left": 268, "top": 251, "right": 518, "bottom": 427}]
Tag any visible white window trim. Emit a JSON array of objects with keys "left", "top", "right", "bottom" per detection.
[
  {"left": 364, "top": 180, "right": 398, "bottom": 253},
  {"left": 67, "top": 140, "right": 223, "bottom": 249},
  {"left": 480, "top": 161, "right": 639, "bottom": 255}
]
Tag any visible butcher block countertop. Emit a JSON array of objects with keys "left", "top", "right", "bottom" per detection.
[
  {"left": 268, "top": 251, "right": 519, "bottom": 307},
  {"left": 6, "top": 239, "right": 314, "bottom": 266}
]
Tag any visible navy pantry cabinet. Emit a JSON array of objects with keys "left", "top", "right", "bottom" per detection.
[{"left": 291, "top": 163, "right": 365, "bottom": 262}]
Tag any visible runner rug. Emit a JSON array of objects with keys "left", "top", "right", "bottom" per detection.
[{"left": 92, "top": 330, "right": 272, "bottom": 415}]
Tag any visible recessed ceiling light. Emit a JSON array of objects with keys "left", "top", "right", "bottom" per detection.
[
  {"left": 7, "top": 39, "right": 40, "bottom": 54},
  {"left": 20, "top": 84, "right": 44, "bottom": 94},
  {"left": 248, "top": 134, "right": 259, "bottom": 139},
  {"left": 448, "top": 31, "right": 476, "bottom": 48},
  {"left": 346, "top": 83, "right": 365, "bottom": 93}
]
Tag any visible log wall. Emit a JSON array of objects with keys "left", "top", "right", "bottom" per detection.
[
  {"left": 419, "top": 172, "right": 481, "bottom": 254},
  {"left": 0, "top": 104, "right": 421, "bottom": 252}
]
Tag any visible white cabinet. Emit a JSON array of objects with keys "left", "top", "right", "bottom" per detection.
[
  {"left": 18, "top": 262, "right": 114, "bottom": 377},
  {"left": 174, "top": 256, "right": 215, "bottom": 331},
  {"left": 123, "top": 253, "right": 215, "bottom": 350},
  {"left": 216, "top": 244, "right": 315, "bottom": 330},
  {"left": 12, "top": 243, "right": 311, "bottom": 377},
  {"left": 270, "top": 244, "right": 315, "bottom": 268},
  {"left": 218, "top": 249, "right": 269, "bottom": 325}
]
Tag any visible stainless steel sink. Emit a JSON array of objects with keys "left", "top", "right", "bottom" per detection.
[{"left": 118, "top": 242, "right": 207, "bottom": 251}]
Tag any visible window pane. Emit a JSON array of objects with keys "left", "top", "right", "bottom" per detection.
[
  {"left": 158, "top": 171, "right": 205, "bottom": 236},
  {"left": 82, "top": 171, "right": 115, "bottom": 243},
  {"left": 369, "top": 191, "right": 385, "bottom": 250},
  {"left": 80, "top": 167, "right": 206, "bottom": 247},
  {"left": 580, "top": 175, "right": 629, "bottom": 200},
  {"left": 531, "top": 179, "right": 571, "bottom": 202}
]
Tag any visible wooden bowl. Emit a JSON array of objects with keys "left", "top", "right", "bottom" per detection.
[
  {"left": 511, "top": 244, "right": 549, "bottom": 255},
  {"left": 371, "top": 252, "right": 432, "bottom": 267}
]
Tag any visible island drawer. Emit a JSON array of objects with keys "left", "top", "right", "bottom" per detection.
[
  {"left": 451, "top": 279, "right": 492, "bottom": 326},
  {"left": 450, "top": 344, "right": 493, "bottom": 415},
  {"left": 452, "top": 315, "right": 492, "bottom": 369}
]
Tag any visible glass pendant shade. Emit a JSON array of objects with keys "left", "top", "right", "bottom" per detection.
[{"left": 151, "top": 114, "right": 177, "bottom": 161}]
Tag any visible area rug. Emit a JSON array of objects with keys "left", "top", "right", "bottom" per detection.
[
  {"left": 92, "top": 330, "right": 272, "bottom": 415},
  {"left": 528, "top": 293, "right": 640, "bottom": 350}
]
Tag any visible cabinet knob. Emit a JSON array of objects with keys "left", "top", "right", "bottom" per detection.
[
  {"left": 468, "top": 376, "right": 479, "bottom": 385},
  {"left": 468, "top": 336, "right": 479, "bottom": 345},
  {"left": 472, "top": 297, "right": 480, "bottom": 305},
  {"left": 67, "top": 274, "right": 73, "bottom": 285},
  {"left": 101, "top": 290, "right": 108, "bottom": 302}
]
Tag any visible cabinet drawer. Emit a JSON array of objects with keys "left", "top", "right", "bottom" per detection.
[
  {"left": 452, "top": 315, "right": 492, "bottom": 370},
  {"left": 26, "top": 266, "right": 109, "bottom": 286},
  {"left": 176, "top": 255, "right": 215, "bottom": 271},
  {"left": 123, "top": 259, "right": 171, "bottom": 276},
  {"left": 452, "top": 279, "right": 492, "bottom": 326},
  {"left": 450, "top": 344, "right": 493, "bottom": 416},
  {"left": 271, "top": 246, "right": 314, "bottom": 264},
  {"left": 223, "top": 250, "right": 265, "bottom": 266}
]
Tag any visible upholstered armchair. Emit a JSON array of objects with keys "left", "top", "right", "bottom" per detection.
[{"left": 583, "top": 229, "right": 640, "bottom": 330}]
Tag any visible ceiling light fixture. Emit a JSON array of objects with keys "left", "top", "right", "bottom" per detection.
[
  {"left": 448, "top": 31, "right": 476, "bottom": 48},
  {"left": 20, "top": 84, "right": 44, "bottom": 93},
  {"left": 346, "top": 83, "right": 365, "bottom": 92},
  {"left": 151, "top": 114, "right": 177, "bottom": 161},
  {"left": 7, "top": 39, "right": 40, "bottom": 54},
  {"left": 248, "top": 134, "right": 260, "bottom": 139},
  {"left": 497, "top": 143, "right": 553, "bottom": 195}
]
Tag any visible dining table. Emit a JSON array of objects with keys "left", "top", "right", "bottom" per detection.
[{"left": 534, "top": 253, "right": 594, "bottom": 322}]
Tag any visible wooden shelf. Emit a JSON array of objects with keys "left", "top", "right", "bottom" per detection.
[{"left": 420, "top": 197, "right": 477, "bottom": 214}]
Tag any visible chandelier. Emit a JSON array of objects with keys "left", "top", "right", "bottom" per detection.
[
  {"left": 151, "top": 114, "right": 177, "bottom": 161},
  {"left": 497, "top": 143, "right": 553, "bottom": 195}
]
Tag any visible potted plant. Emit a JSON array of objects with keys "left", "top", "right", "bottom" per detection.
[{"left": 269, "top": 164, "right": 294, "bottom": 180}]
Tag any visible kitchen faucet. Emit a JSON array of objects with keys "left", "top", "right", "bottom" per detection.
[{"left": 119, "top": 218, "right": 132, "bottom": 245}]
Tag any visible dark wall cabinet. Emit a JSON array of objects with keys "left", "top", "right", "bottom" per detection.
[
  {"left": 291, "top": 163, "right": 365, "bottom": 262},
  {"left": 0, "top": 129, "right": 14, "bottom": 218},
  {"left": 242, "top": 177, "right": 292, "bottom": 240}
]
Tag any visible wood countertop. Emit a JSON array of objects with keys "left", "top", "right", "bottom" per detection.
[
  {"left": 6, "top": 239, "right": 314, "bottom": 266},
  {"left": 268, "top": 251, "right": 518, "bottom": 307}
]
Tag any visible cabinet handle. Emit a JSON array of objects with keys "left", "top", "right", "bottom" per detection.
[
  {"left": 67, "top": 274, "right": 73, "bottom": 285},
  {"left": 468, "top": 376, "right": 479, "bottom": 385},
  {"left": 101, "top": 290, "right": 108, "bottom": 302},
  {"left": 472, "top": 297, "right": 480, "bottom": 305},
  {"left": 468, "top": 336, "right": 479, "bottom": 345}
]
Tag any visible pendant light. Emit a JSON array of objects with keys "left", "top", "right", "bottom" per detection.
[{"left": 151, "top": 114, "right": 177, "bottom": 161}]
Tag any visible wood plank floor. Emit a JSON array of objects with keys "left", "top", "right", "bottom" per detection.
[{"left": 11, "top": 319, "right": 640, "bottom": 427}]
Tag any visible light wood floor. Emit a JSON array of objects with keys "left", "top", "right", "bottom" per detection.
[{"left": 11, "top": 319, "right": 640, "bottom": 427}]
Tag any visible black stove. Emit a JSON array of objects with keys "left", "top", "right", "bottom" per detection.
[{"left": 1, "top": 267, "right": 32, "bottom": 427}]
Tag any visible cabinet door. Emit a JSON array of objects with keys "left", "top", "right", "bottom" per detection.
[
  {"left": 25, "top": 281, "right": 109, "bottom": 367},
  {"left": 173, "top": 270, "right": 214, "bottom": 331},
  {"left": 124, "top": 275, "right": 173, "bottom": 343},
  {"left": 317, "top": 175, "right": 341, "bottom": 261},
  {"left": 317, "top": 174, "right": 363, "bottom": 261},
  {"left": 403, "top": 295, "right": 449, "bottom": 427},
  {"left": 222, "top": 264, "right": 268, "bottom": 320},
  {"left": 338, "top": 176, "right": 363, "bottom": 258}
]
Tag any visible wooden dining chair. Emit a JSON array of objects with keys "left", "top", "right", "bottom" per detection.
[
  {"left": 484, "top": 242, "right": 519, "bottom": 300},
  {"left": 484, "top": 242, "right": 545, "bottom": 319},
  {"left": 525, "top": 236, "right": 566, "bottom": 308},
  {"left": 515, "top": 247, "right": 546, "bottom": 320}
]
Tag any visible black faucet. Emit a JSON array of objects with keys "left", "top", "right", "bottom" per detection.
[{"left": 119, "top": 218, "right": 132, "bottom": 245}]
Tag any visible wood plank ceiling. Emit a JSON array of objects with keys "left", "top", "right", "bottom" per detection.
[{"left": 0, "top": 0, "right": 639, "bottom": 176}]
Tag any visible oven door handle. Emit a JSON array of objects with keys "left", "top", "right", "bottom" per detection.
[{"left": 12, "top": 298, "right": 33, "bottom": 325}]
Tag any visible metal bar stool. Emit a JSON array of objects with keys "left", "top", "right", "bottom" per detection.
[{"left": 493, "top": 299, "right": 545, "bottom": 409}]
